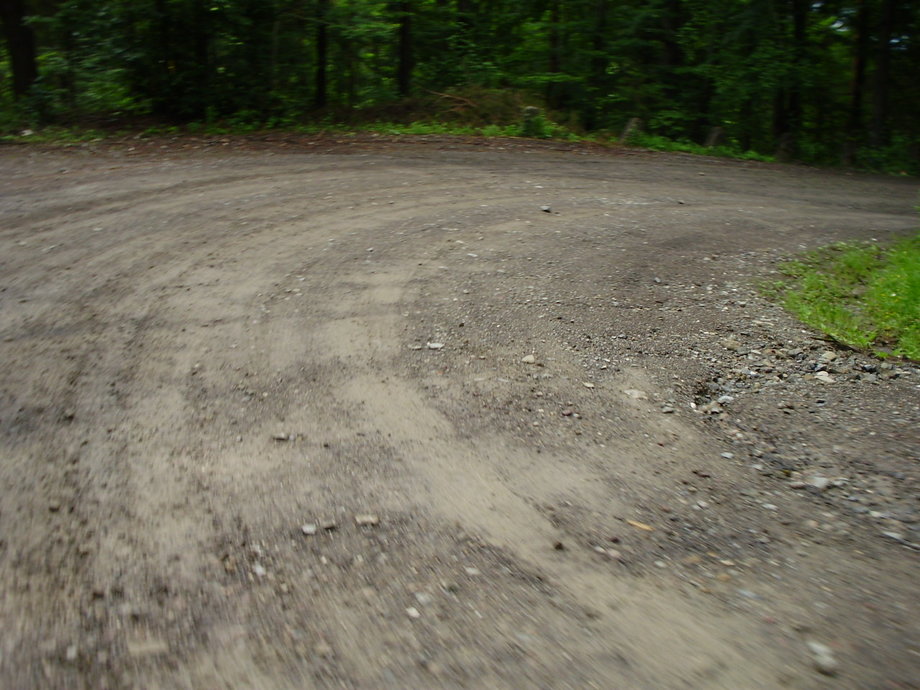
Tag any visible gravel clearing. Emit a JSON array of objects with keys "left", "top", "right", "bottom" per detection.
[{"left": 0, "top": 136, "right": 918, "bottom": 688}]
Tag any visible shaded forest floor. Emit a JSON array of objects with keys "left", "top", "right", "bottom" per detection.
[{"left": 0, "top": 139, "right": 918, "bottom": 688}]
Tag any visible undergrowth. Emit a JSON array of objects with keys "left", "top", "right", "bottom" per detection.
[
  {"left": 762, "top": 233, "right": 920, "bottom": 359},
  {"left": 627, "top": 132, "right": 775, "bottom": 163}
]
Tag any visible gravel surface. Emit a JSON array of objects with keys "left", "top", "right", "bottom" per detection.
[{"left": 1, "top": 136, "right": 918, "bottom": 689}]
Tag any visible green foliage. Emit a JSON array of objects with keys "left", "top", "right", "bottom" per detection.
[
  {"left": 363, "top": 121, "right": 477, "bottom": 136},
  {"left": 629, "top": 132, "right": 774, "bottom": 162},
  {"left": 520, "top": 107, "right": 574, "bottom": 139},
  {"left": 0, "top": 0, "right": 917, "bottom": 173},
  {"left": 308, "top": 119, "right": 567, "bottom": 140},
  {"left": 853, "top": 135, "right": 920, "bottom": 176},
  {"left": 768, "top": 235, "right": 920, "bottom": 359}
]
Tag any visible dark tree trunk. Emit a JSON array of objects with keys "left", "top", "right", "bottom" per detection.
[
  {"left": 844, "top": 0, "right": 869, "bottom": 163},
  {"left": 787, "top": 0, "right": 807, "bottom": 148},
  {"left": 314, "top": 0, "right": 329, "bottom": 108},
  {"left": 583, "top": 0, "right": 608, "bottom": 128},
  {"left": 0, "top": 0, "right": 38, "bottom": 98},
  {"left": 590, "top": 0, "right": 607, "bottom": 85},
  {"left": 546, "top": 0, "right": 562, "bottom": 108},
  {"left": 659, "top": 0, "right": 684, "bottom": 70},
  {"left": 193, "top": 0, "right": 210, "bottom": 112},
  {"left": 150, "top": 0, "right": 172, "bottom": 115},
  {"left": 869, "top": 0, "right": 894, "bottom": 147},
  {"left": 395, "top": 1, "right": 413, "bottom": 97},
  {"left": 457, "top": 0, "right": 475, "bottom": 34},
  {"left": 457, "top": 0, "right": 475, "bottom": 20},
  {"left": 154, "top": 0, "right": 170, "bottom": 70},
  {"left": 773, "top": 88, "right": 788, "bottom": 140},
  {"left": 739, "top": 98, "right": 754, "bottom": 151}
]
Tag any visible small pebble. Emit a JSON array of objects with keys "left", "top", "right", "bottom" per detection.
[
  {"left": 806, "top": 476, "right": 831, "bottom": 491},
  {"left": 806, "top": 640, "right": 839, "bottom": 676}
]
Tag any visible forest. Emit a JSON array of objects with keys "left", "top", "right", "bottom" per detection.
[{"left": 1, "top": 0, "right": 918, "bottom": 172}]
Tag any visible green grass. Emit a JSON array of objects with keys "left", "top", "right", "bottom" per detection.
[
  {"left": 328, "top": 119, "right": 577, "bottom": 140},
  {"left": 764, "top": 234, "right": 920, "bottom": 359},
  {"left": 0, "top": 118, "right": 585, "bottom": 143},
  {"left": 627, "top": 132, "right": 775, "bottom": 163}
]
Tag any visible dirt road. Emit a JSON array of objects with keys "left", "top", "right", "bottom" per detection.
[{"left": 1, "top": 137, "right": 918, "bottom": 689}]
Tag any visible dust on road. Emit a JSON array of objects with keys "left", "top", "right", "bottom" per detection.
[{"left": 1, "top": 138, "right": 918, "bottom": 688}]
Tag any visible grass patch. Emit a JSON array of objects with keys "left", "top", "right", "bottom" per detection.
[
  {"left": 628, "top": 132, "right": 775, "bottom": 163},
  {"left": 0, "top": 118, "right": 588, "bottom": 144},
  {"left": 763, "top": 234, "right": 920, "bottom": 359}
]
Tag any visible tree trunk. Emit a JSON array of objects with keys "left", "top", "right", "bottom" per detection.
[
  {"left": 0, "top": 0, "right": 38, "bottom": 98},
  {"left": 395, "top": 1, "right": 413, "bottom": 97},
  {"left": 151, "top": 0, "right": 173, "bottom": 115},
  {"left": 314, "top": 0, "right": 329, "bottom": 108},
  {"left": 546, "top": 0, "right": 562, "bottom": 108},
  {"left": 583, "top": 0, "right": 608, "bottom": 129},
  {"left": 844, "top": 0, "right": 869, "bottom": 163},
  {"left": 869, "top": 0, "right": 894, "bottom": 147},
  {"left": 193, "top": 0, "right": 210, "bottom": 113},
  {"left": 739, "top": 98, "right": 753, "bottom": 151},
  {"left": 787, "top": 0, "right": 807, "bottom": 152},
  {"left": 590, "top": 0, "right": 607, "bottom": 85},
  {"left": 457, "top": 0, "right": 475, "bottom": 23},
  {"left": 772, "top": 88, "right": 788, "bottom": 142},
  {"left": 659, "top": 0, "right": 683, "bottom": 70}
]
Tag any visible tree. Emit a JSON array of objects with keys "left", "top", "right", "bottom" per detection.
[
  {"left": 0, "top": 0, "right": 917, "bottom": 174},
  {"left": 0, "top": 0, "right": 39, "bottom": 98},
  {"left": 315, "top": 0, "right": 329, "bottom": 107},
  {"left": 394, "top": 0, "right": 413, "bottom": 96},
  {"left": 869, "top": 0, "right": 895, "bottom": 147},
  {"left": 844, "top": 0, "right": 870, "bottom": 163}
]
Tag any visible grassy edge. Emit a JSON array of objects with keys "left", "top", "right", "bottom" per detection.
[
  {"left": 0, "top": 121, "right": 778, "bottom": 165},
  {"left": 760, "top": 233, "right": 920, "bottom": 360}
]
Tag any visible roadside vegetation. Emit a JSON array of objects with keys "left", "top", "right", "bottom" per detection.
[
  {"left": 764, "top": 233, "right": 920, "bottom": 360},
  {"left": 0, "top": 110, "right": 777, "bottom": 166},
  {"left": 1, "top": 1, "right": 918, "bottom": 175}
]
